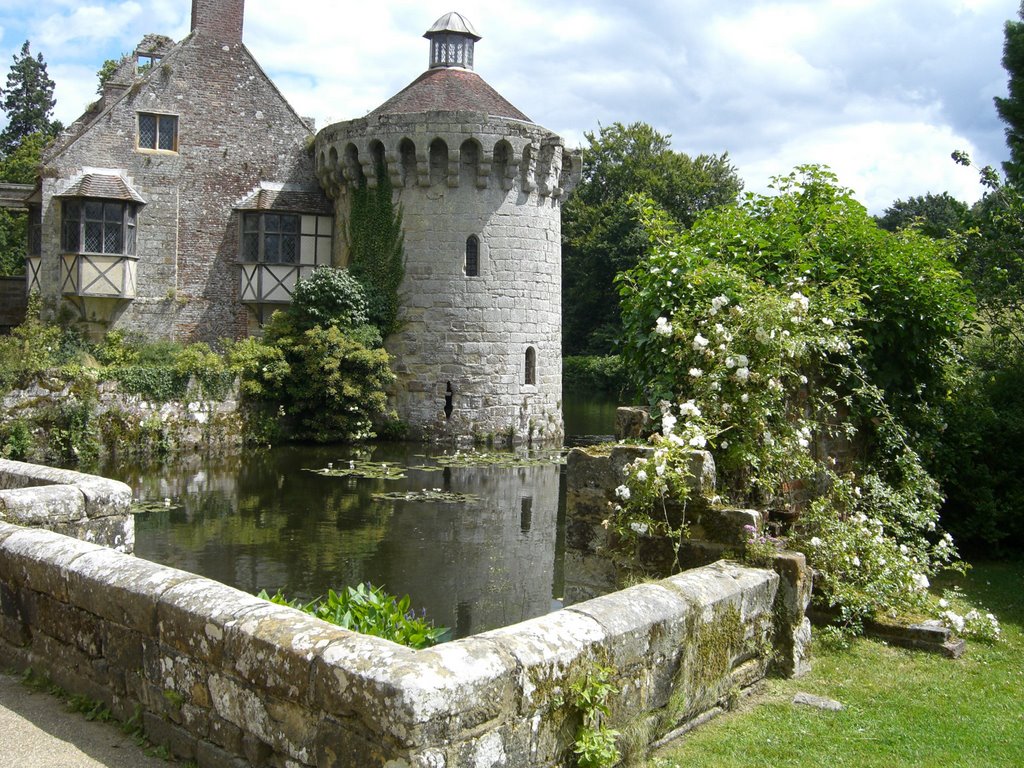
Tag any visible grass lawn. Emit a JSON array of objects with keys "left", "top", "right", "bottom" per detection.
[{"left": 650, "top": 560, "right": 1023, "bottom": 768}]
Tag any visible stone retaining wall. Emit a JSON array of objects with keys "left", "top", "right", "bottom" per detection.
[
  {"left": 0, "top": 517, "right": 797, "bottom": 767},
  {"left": 0, "top": 459, "right": 133, "bottom": 553}
]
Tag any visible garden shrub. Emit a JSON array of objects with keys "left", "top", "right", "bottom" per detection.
[
  {"left": 288, "top": 265, "right": 369, "bottom": 332},
  {"left": 0, "top": 294, "right": 65, "bottom": 392},
  {"left": 613, "top": 168, "right": 969, "bottom": 628},
  {"left": 934, "top": 329, "right": 1024, "bottom": 553}
]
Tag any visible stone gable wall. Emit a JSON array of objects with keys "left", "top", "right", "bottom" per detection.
[{"left": 38, "top": 31, "right": 324, "bottom": 343}]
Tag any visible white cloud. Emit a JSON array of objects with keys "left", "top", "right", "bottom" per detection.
[
  {"left": 1, "top": 0, "right": 1018, "bottom": 213},
  {"left": 736, "top": 120, "right": 986, "bottom": 212}
]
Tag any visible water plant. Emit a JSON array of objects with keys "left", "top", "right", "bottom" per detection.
[{"left": 258, "top": 582, "right": 446, "bottom": 650}]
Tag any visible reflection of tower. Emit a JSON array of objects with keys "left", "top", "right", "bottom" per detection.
[
  {"left": 315, "top": 12, "right": 580, "bottom": 445},
  {"left": 367, "top": 461, "right": 562, "bottom": 638}
]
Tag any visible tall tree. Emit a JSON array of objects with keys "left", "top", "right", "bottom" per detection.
[
  {"left": 875, "top": 192, "right": 971, "bottom": 239},
  {"left": 995, "top": 3, "right": 1024, "bottom": 184},
  {"left": 0, "top": 41, "right": 59, "bottom": 156},
  {"left": 562, "top": 122, "right": 742, "bottom": 356}
]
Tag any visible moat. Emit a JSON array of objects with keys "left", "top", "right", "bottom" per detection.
[{"left": 102, "top": 394, "right": 619, "bottom": 639}]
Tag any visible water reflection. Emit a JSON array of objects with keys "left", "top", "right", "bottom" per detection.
[
  {"left": 103, "top": 392, "right": 617, "bottom": 639},
  {"left": 105, "top": 444, "right": 564, "bottom": 639}
]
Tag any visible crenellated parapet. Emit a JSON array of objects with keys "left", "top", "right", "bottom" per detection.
[{"left": 314, "top": 111, "right": 581, "bottom": 201}]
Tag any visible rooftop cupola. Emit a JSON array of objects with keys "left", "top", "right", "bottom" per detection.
[{"left": 424, "top": 11, "right": 480, "bottom": 70}]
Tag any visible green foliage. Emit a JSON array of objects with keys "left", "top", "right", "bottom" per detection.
[
  {"left": 0, "top": 208, "right": 26, "bottom": 276},
  {"left": 258, "top": 582, "right": 446, "bottom": 649},
  {"left": 0, "top": 292, "right": 63, "bottom": 391},
  {"left": 569, "top": 664, "right": 621, "bottom": 768},
  {"left": 562, "top": 121, "right": 743, "bottom": 355},
  {"left": 615, "top": 167, "right": 969, "bottom": 625},
  {"left": 172, "top": 341, "right": 233, "bottom": 399},
  {"left": 106, "top": 364, "right": 185, "bottom": 401},
  {"left": 288, "top": 266, "right": 369, "bottom": 332},
  {"left": 0, "top": 129, "right": 47, "bottom": 183},
  {"left": 995, "top": 4, "right": 1024, "bottom": 184},
  {"left": 0, "top": 41, "right": 60, "bottom": 156},
  {"left": 95, "top": 58, "right": 120, "bottom": 92},
  {"left": 562, "top": 355, "right": 631, "bottom": 397},
  {"left": 348, "top": 158, "right": 405, "bottom": 337},
  {"left": 277, "top": 325, "right": 392, "bottom": 442},
  {"left": 248, "top": 314, "right": 393, "bottom": 443},
  {"left": 0, "top": 419, "right": 32, "bottom": 459},
  {"left": 934, "top": 331, "right": 1024, "bottom": 552},
  {"left": 875, "top": 192, "right": 970, "bottom": 239}
]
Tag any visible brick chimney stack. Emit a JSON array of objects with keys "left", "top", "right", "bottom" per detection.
[{"left": 191, "top": 0, "right": 245, "bottom": 44}]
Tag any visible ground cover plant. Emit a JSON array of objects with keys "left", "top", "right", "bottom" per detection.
[{"left": 647, "top": 560, "right": 1022, "bottom": 768}]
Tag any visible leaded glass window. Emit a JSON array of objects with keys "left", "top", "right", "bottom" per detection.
[
  {"left": 241, "top": 212, "right": 300, "bottom": 264},
  {"left": 62, "top": 199, "right": 137, "bottom": 255},
  {"left": 138, "top": 113, "right": 177, "bottom": 151},
  {"left": 466, "top": 235, "right": 479, "bottom": 277}
]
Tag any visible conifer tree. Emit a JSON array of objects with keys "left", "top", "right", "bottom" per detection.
[
  {"left": 995, "top": 4, "right": 1024, "bottom": 184},
  {"left": 0, "top": 41, "right": 59, "bottom": 157}
]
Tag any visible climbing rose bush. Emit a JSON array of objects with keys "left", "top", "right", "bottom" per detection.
[{"left": 614, "top": 178, "right": 969, "bottom": 629}]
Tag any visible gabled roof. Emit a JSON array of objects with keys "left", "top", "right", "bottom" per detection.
[
  {"left": 56, "top": 172, "right": 146, "bottom": 203},
  {"left": 367, "top": 67, "right": 531, "bottom": 122}
]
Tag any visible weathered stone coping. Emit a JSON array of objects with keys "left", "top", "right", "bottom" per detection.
[
  {"left": 0, "top": 515, "right": 789, "bottom": 767},
  {"left": 0, "top": 459, "right": 133, "bottom": 552}
]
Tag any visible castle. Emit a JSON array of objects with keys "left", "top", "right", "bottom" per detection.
[{"left": 25, "top": 0, "right": 579, "bottom": 444}]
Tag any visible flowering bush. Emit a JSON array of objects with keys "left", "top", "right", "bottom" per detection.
[
  {"left": 613, "top": 168, "right": 975, "bottom": 631},
  {"left": 937, "top": 587, "right": 1002, "bottom": 642}
]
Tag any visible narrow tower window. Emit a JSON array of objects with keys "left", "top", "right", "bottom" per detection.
[
  {"left": 525, "top": 347, "right": 537, "bottom": 386},
  {"left": 465, "top": 235, "right": 479, "bottom": 276}
]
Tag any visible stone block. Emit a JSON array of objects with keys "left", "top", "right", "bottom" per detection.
[
  {"left": 68, "top": 547, "right": 196, "bottom": 634},
  {"left": 565, "top": 582, "right": 692, "bottom": 683},
  {"left": 0, "top": 485, "right": 85, "bottom": 525},
  {"left": 144, "top": 711, "right": 200, "bottom": 761},
  {"left": 225, "top": 602, "right": 352, "bottom": 704},
  {"left": 477, "top": 608, "right": 606, "bottom": 713},
  {"left": 0, "top": 526, "right": 104, "bottom": 600},
  {"left": 688, "top": 507, "right": 761, "bottom": 547},
  {"left": 196, "top": 739, "right": 252, "bottom": 768},
  {"left": 615, "top": 407, "right": 651, "bottom": 440},
  {"left": 158, "top": 578, "right": 268, "bottom": 664},
  {"left": 313, "top": 715, "right": 399, "bottom": 768}
]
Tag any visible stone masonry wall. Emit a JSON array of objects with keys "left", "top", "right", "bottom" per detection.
[
  {"left": 0, "top": 510, "right": 800, "bottom": 766},
  {"left": 564, "top": 444, "right": 813, "bottom": 679},
  {"left": 0, "top": 459, "right": 133, "bottom": 552},
  {"left": 316, "top": 113, "right": 579, "bottom": 446}
]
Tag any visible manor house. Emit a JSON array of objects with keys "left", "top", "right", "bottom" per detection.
[{"left": 25, "top": 0, "right": 579, "bottom": 443}]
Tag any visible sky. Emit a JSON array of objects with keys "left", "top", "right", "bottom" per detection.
[{"left": 0, "top": 0, "right": 1018, "bottom": 213}]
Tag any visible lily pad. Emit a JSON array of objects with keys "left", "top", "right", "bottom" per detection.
[
  {"left": 131, "top": 499, "right": 183, "bottom": 515},
  {"left": 372, "top": 489, "right": 479, "bottom": 503},
  {"left": 430, "top": 450, "right": 565, "bottom": 469},
  {"left": 305, "top": 460, "right": 407, "bottom": 480}
]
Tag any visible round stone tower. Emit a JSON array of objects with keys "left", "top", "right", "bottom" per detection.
[{"left": 315, "top": 12, "right": 580, "bottom": 445}]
